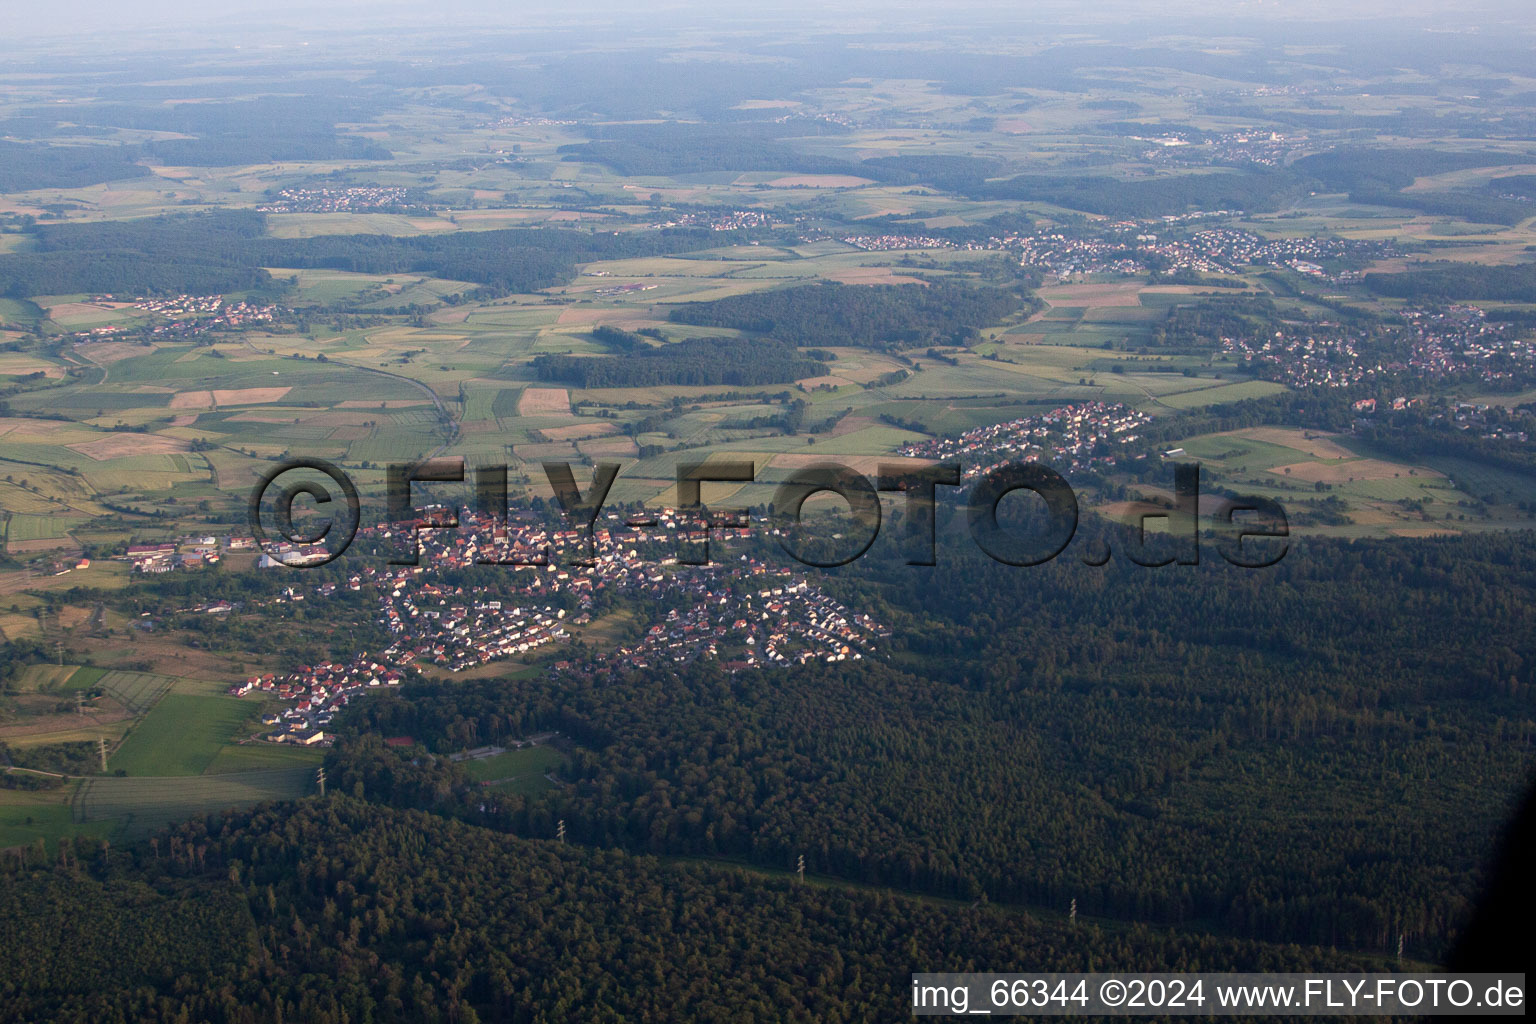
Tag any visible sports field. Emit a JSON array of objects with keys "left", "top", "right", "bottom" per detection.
[{"left": 462, "top": 744, "right": 565, "bottom": 786}]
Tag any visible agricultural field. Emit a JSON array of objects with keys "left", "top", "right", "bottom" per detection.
[
  {"left": 0, "top": 789, "right": 118, "bottom": 852},
  {"left": 72, "top": 767, "right": 314, "bottom": 838},
  {"left": 202, "top": 742, "right": 325, "bottom": 775},
  {"left": 1170, "top": 427, "right": 1472, "bottom": 534},
  {"left": 62, "top": 669, "right": 176, "bottom": 714},
  {"left": 108, "top": 694, "right": 257, "bottom": 776}
]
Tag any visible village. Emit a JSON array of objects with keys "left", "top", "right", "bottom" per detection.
[
  {"left": 896, "top": 400, "right": 1154, "bottom": 478},
  {"left": 68, "top": 294, "right": 281, "bottom": 345},
  {"left": 1014, "top": 226, "right": 1395, "bottom": 279},
  {"left": 654, "top": 209, "right": 774, "bottom": 231},
  {"left": 231, "top": 507, "right": 889, "bottom": 745},
  {"left": 1222, "top": 304, "right": 1536, "bottom": 388},
  {"left": 255, "top": 186, "right": 427, "bottom": 214}
]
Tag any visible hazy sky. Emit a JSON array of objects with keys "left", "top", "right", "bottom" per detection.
[
  {"left": 4, "top": 0, "right": 1529, "bottom": 34},
  {"left": 7, "top": 0, "right": 1535, "bottom": 48}
]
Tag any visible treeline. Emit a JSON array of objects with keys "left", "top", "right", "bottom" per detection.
[
  {"left": 0, "top": 211, "right": 726, "bottom": 299},
  {"left": 0, "top": 797, "right": 1388, "bottom": 1023},
  {"left": 0, "top": 211, "right": 272, "bottom": 298},
  {"left": 1489, "top": 174, "right": 1536, "bottom": 197},
  {"left": 533, "top": 336, "right": 826, "bottom": 388},
  {"left": 0, "top": 740, "right": 100, "bottom": 778},
  {"left": 971, "top": 170, "right": 1301, "bottom": 217},
  {"left": 559, "top": 121, "right": 857, "bottom": 177},
  {"left": 959, "top": 150, "right": 1531, "bottom": 220},
  {"left": 1364, "top": 260, "right": 1536, "bottom": 301},
  {"left": 253, "top": 225, "right": 725, "bottom": 296},
  {"left": 1349, "top": 189, "right": 1532, "bottom": 227},
  {"left": 564, "top": 131, "right": 1016, "bottom": 193},
  {"left": 856, "top": 154, "right": 1005, "bottom": 192},
  {"left": 668, "top": 281, "right": 1023, "bottom": 350},
  {"left": 1292, "top": 148, "right": 1519, "bottom": 192},
  {"left": 14, "top": 97, "right": 392, "bottom": 168}
]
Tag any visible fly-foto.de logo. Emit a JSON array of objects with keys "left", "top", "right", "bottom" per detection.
[{"left": 248, "top": 457, "right": 1288, "bottom": 570}]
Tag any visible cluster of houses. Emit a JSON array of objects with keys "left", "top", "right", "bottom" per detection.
[
  {"left": 71, "top": 295, "right": 280, "bottom": 346},
  {"left": 617, "top": 580, "right": 887, "bottom": 671},
  {"left": 897, "top": 401, "right": 1154, "bottom": 478},
  {"left": 1014, "top": 227, "right": 1394, "bottom": 279},
  {"left": 232, "top": 507, "right": 890, "bottom": 735},
  {"left": 123, "top": 535, "right": 252, "bottom": 573},
  {"left": 842, "top": 232, "right": 957, "bottom": 251},
  {"left": 591, "top": 282, "right": 660, "bottom": 298},
  {"left": 379, "top": 593, "right": 568, "bottom": 673},
  {"left": 255, "top": 186, "right": 419, "bottom": 214},
  {"left": 1223, "top": 306, "right": 1536, "bottom": 389},
  {"left": 655, "top": 210, "right": 773, "bottom": 231},
  {"left": 232, "top": 657, "right": 405, "bottom": 746},
  {"left": 1132, "top": 130, "right": 1298, "bottom": 168},
  {"left": 1206, "top": 131, "right": 1296, "bottom": 167}
]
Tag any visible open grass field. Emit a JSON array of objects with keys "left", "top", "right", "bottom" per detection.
[
  {"left": 1154, "top": 380, "right": 1289, "bottom": 409},
  {"left": 202, "top": 742, "right": 325, "bottom": 775},
  {"left": 73, "top": 767, "right": 313, "bottom": 838},
  {"left": 4, "top": 514, "right": 84, "bottom": 542},
  {"left": 15, "top": 664, "right": 80, "bottom": 691},
  {"left": 64, "top": 665, "right": 107, "bottom": 689},
  {"left": 62, "top": 670, "right": 175, "bottom": 714},
  {"left": 0, "top": 789, "right": 117, "bottom": 852},
  {"left": 109, "top": 694, "right": 257, "bottom": 776},
  {"left": 1170, "top": 427, "right": 1473, "bottom": 534}
]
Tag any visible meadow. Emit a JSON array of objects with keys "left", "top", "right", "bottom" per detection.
[
  {"left": 108, "top": 694, "right": 257, "bottom": 776},
  {"left": 61, "top": 669, "right": 175, "bottom": 714},
  {"left": 1172, "top": 427, "right": 1467, "bottom": 532},
  {"left": 73, "top": 767, "right": 314, "bottom": 838}
]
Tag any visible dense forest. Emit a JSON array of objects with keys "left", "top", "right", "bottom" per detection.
[
  {"left": 334, "top": 527, "right": 1536, "bottom": 960},
  {"left": 855, "top": 155, "right": 1006, "bottom": 192},
  {"left": 0, "top": 798, "right": 1391, "bottom": 1023},
  {"left": 0, "top": 142, "right": 148, "bottom": 193},
  {"left": 1348, "top": 189, "right": 1532, "bottom": 227},
  {"left": 559, "top": 122, "right": 859, "bottom": 177},
  {"left": 14, "top": 97, "right": 393, "bottom": 167},
  {"left": 1292, "top": 148, "right": 1519, "bottom": 192},
  {"left": 972, "top": 171, "right": 1302, "bottom": 217},
  {"left": 0, "top": 211, "right": 273, "bottom": 297},
  {"left": 532, "top": 336, "right": 828, "bottom": 388},
  {"left": 668, "top": 281, "right": 1024, "bottom": 350},
  {"left": 1364, "top": 260, "right": 1536, "bottom": 301}
]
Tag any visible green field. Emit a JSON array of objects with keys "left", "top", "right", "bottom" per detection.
[
  {"left": 16, "top": 664, "right": 80, "bottom": 691},
  {"left": 109, "top": 694, "right": 257, "bottom": 776},
  {"left": 461, "top": 745, "right": 565, "bottom": 794},
  {"left": 72, "top": 767, "right": 314, "bottom": 838},
  {"left": 0, "top": 791, "right": 117, "bottom": 851},
  {"left": 202, "top": 742, "right": 325, "bottom": 774},
  {"left": 1154, "top": 379, "right": 1290, "bottom": 409},
  {"left": 3, "top": 514, "right": 85, "bottom": 542},
  {"left": 62, "top": 669, "right": 174, "bottom": 713}
]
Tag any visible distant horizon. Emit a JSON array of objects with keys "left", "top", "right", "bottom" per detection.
[{"left": 8, "top": 0, "right": 1536, "bottom": 50}]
